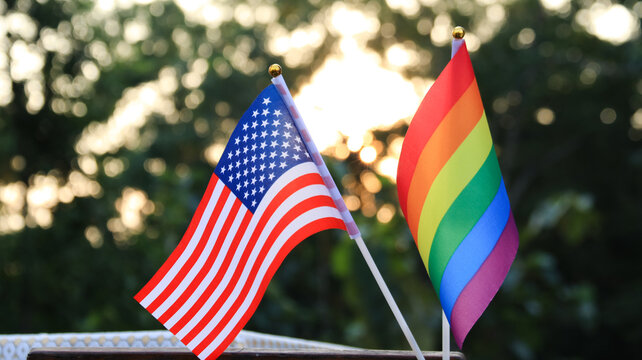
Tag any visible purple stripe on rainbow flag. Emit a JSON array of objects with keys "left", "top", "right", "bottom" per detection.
[{"left": 449, "top": 213, "right": 518, "bottom": 348}]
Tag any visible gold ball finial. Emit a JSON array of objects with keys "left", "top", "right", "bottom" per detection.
[
  {"left": 268, "top": 64, "right": 282, "bottom": 78},
  {"left": 452, "top": 26, "right": 465, "bottom": 39}
]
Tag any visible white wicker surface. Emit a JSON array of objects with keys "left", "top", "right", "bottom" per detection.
[{"left": 0, "top": 330, "right": 354, "bottom": 360}]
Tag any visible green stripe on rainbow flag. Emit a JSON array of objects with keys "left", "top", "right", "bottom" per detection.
[{"left": 428, "top": 146, "right": 502, "bottom": 295}]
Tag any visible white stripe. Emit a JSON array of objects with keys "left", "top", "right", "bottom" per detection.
[
  {"left": 177, "top": 181, "right": 331, "bottom": 341},
  {"left": 197, "top": 206, "right": 342, "bottom": 358},
  {"left": 163, "top": 205, "right": 248, "bottom": 329},
  {"left": 152, "top": 192, "right": 236, "bottom": 317},
  {"left": 140, "top": 180, "right": 225, "bottom": 307}
]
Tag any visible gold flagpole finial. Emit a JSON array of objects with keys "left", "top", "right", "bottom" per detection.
[
  {"left": 452, "top": 26, "right": 465, "bottom": 39},
  {"left": 268, "top": 64, "right": 282, "bottom": 78}
]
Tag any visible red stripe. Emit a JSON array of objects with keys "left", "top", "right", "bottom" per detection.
[
  {"left": 202, "top": 217, "right": 345, "bottom": 360},
  {"left": 157, "top": 199, "right": 243, "bottom": 323},
  {"left": 180, "top": 174, "right": 325, "bottom": 343},
  {"left": 170, "top": 208, "right": 252, "bottom": 333},
  {"left": 146, "top": 187, "right": 231, "bottom": 313},
  {"left": 193, "top": 196, "right": 339, "bottom": 354},
  {"left": 396, "top": 46, "right": 475, "bottom": 218},
  {"left": 175, "top": 173, "right": 325, "bottom": 339},
  {"left": 135, "top": 174, "right": 219, "bottom": 302}
]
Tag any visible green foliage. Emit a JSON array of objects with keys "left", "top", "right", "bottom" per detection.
[{"left": 1, "top": 0, "right": 641, "bottom": 359}]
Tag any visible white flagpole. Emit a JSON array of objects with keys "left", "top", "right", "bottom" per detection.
[
  {"left": 440, "top": 26, "right": 467, "bottom": 360},
  {"left": 269, "top": 64, "right": 425, "bottom": 360},
  {"left": 442, "top": 310, "right": 450, "bottom": 360}
]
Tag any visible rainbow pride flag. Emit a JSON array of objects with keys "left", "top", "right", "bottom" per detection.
[{"left": 396, "top": 41, "right": 519, "bottom": 348}]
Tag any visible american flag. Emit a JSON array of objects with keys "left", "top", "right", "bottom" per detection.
[{"left": 135, "top": 84, "right": 347, "bottom": 360}]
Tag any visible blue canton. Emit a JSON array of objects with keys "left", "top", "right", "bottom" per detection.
[{"left": 214, "top": 85, "right": 310, "bottom": 212}]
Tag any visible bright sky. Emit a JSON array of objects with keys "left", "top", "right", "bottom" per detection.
[{"left": 1, "top": 0, "right": 641, "bottom": 236}]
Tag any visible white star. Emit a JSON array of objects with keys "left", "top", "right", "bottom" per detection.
[
  {"left": 235, "top": 138, "right": 241, "bottom": 145},
  {"left": 283, "top": 132, "right": 291, "bottom": 139},
  {"left": 235, "top": 161, "right": 241, "bottom": 168},
  {"left": 271, "top": 130, "right": 279, "bottom": 137},
  {"left": 281, "top": 151, "right": 289, "bottom": 158},
  {"left": 243, "top": 158, "right": 249, "bottom": 165},
  {"left": 282, "top": 141, "right": 290, "bottom": 149},
  {"left": 251, "top": 121, "right": 258, "bottom": 128},
  {"left": 251, "top": 177, "right": 257, "bottom": 185},
  {"left": 259, "top": 164, "right": 266, "bottom": 172},
  {"left": 279, "top": 162, "right": 287, "bottom": 168},
  {"left": 243, "top": 146, "right": 249, "bottom": 154},
  {"left": 259, "top": 174, "right": 265, "bottom": 181},
  {"left": 270, "top": 141, "right": 278, "bottom": 148},
  {"left": 227, "top": 152, "right": 233, "bottom": 159},
  {"left": 260, "top": 142, "right": 267, "bottom": 149},
  {"left": 293, "top": 144, "right": 302, "bottom": 152},
  {"left": 251, "top": 188, "right": 257, "bottom": 196},
  {"left": 269, "top": 162, "right": 276, "bottom": 169},
  {"left": 228, "top": 175, "right": 234, "bottom": 182},
  {"left": 252, "top": 109, "right": 259, "bottom": 118},
  {"left": 251, "top": 154, "right": 257, "bottom": 162},
  {"left": 221, "top": 167, "right": 226, "bottom": 174},
  {"left": 243, "top": 169, "right": 248, "bottom": 176},
  {"left": 274, "top": 109, "right": 282, "bottom": 116},
  {"left": 259, "top": 153, "right": 267, "bottom": 161},
  {"left": 251, "top": 200, "right": 257, "bottom": 207},
  {"left": 262, "top": 108, "right": 270, "bottom": 116},
  {"left": 294, "top": 137, "right": 302, "bottom": 143},
  {"left": 268, "top": 173, "right": 275, "bottom": 180},
  {"left": 261, "top": 131, "right": 268, "bottom": 138},
  {"left": 244, "top": 191, "right": 249, "bottom": 198},
  {"left": 293, "top": 154, "right": 300, "bottom": 160},
  {"left": 284, "top": 122, "right": 292, "bottom": 129},
  {"left": 261, "top": 120, "right": 269, "bottom": 127},
  {"left": 244, "top": 180, "right": 249, "bottom": 187},
  {"left": 273, "top": 119, "right": 281, "bottom": 127},
  {"left": 237, "top": 184, "right": 242, "bottom": 191},
  {"left": 251, "top": 144, "right": 257, "bottom": 152},
  {"left": 227, "top": 164, "right": 233, "bottom": 171},
  {"left": 262, "top": 98, "right": 271, "bottom": 105},
  {"left": 243, "top": 135, "right": 249, "bottom": 142},
  {"left": 269, "top": 151, "right": 277, "bottom": 158},
  {"left": 259, "top": 186, "right": 265, "bottom": 193},
  {"left": 242, "top": 123, "right": 249, "bottom": 131},
  {"left": 251, "top": 133, "right": 258, "bottom": 140},
  {"left": 251, "top": 166, "right": 257, "bottom": 173}
]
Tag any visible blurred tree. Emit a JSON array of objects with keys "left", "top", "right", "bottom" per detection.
[{"left": 0, "top": 0, "right": 641, "bottom": 359}]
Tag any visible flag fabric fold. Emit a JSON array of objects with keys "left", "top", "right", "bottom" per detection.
[
  {"left": 135, "top": 84, "right": 346, "bottom": 360},
  {"left": 396, "top": 41, "right": 518, "bottom": 348}
]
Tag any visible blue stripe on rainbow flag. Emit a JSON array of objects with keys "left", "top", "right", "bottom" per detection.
[{"left": 439, "top": 178, "right": 510, "bottom": 319}]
